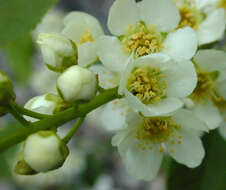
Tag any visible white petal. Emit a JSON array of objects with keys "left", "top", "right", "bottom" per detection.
[
  {"left": 164, "top": 58, "right": 197, "bottom": 98},
  {"left": 78, "top": 42, "right": 97, "bottom": 67},
  {"left": 41, "top": 45, "right": 58, "bottom": 66},
  {"left": 194, "top": 50, "right": 226, "bottom": 81},
  {"left": 124, "top": 89, "right": 183, "bottom": 117},
  {"left": 97, "top": 35, "right": 129, "bottom": 73},
  {"left": 163, "top": 27, "right": 198, "bottom": 60},
  {"left": 219, "top": 122, "right": 226, "bottom": 141},
  {"left": 192, "top": 101, "right": 222, "bottom": 130},
  {"left": 124, "top": 142, "right": 163, "bottom": 180},
  {"left": 172, "top": 109, "right": 208, "bottom": 132},
  {"left": 217, "top": 80, "right": 226, "bottom": 99},
  {"left": 107, "top": 0, "right": 140, "bottom": 35},
  {"left": 90, "top": 64, "right": 120, "bottom": 89},
  {"left": 197, "top": 9, "right": 225, "bottom": 45},
  {"left": 98, "top": 99, "right": 130, "bottom": 131},
  {"left": 196, "top": 0, "right": 218, "bottom": 9},
  {"left": 139, "top": 0, "right": 180, "bottom": 32},
  {"left": 62, "top": 11, "right": 104, "bottom": 43},
  {"left": 166, "top": 129, "right": 205, "bottom": 168}
]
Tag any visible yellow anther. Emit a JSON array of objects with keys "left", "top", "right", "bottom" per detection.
[
  {"left": 177, "top": 0, "right": 205, "bottom": 30},
  {"left": 217, "top": 0, "right": 226, "bottom": 9},
  {"left": 169, "top": 149, "right": 174, "bottom": 153},
  {"left": 78, "top": 28, "right": 94, "bottom": 46},
  {"left": 121, "top": 22, "right": 164, "bottom": 57}
]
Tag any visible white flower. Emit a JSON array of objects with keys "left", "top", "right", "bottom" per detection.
[
  {"left": 119, "top": 53, "right": 197, "bottom": 117},
  {"left": 112, "top": 109, "right": 207, "bottom": 180},
  {"left": 22, "top": 131, "right": 69, "bottom": 173},
  {"left": 57, "top": 65, "right": 97, "bottom": 103},
  {"left": 37, "top": 33, "right": 77, "bottom": 72},
  {"left": 175, "top": 0, "right": 225, "bottom": 45},
  {"left": 86, "top": 64, "right": 131, "bottom": 131},
  {"left": 62, "top": 11, "right": 104, "bottom": 67},
  {"left": 24, "top": 93, "right": 65, "bottom": 122},
  {"left": 186, "top": 49, "right": 226, "bottom": 130},
  {"left": 33, "top": 9, "right": 65, "bottom": 39},
  {"left": 97, "top": 0, "right": 198, "bottom": 73}
]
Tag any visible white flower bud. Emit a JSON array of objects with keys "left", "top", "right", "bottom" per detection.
[
  {"left": 24, "top": 93, "right": 67, "bottom": 122},
  {"left": 37, "top": 33, "right": 78, "bottom": 72},
  {"left": 22, "top": 131, "right": 69, "bottom": 173},
  {"left": 57, "top": 65, "right": 97, "bottom": 103}
]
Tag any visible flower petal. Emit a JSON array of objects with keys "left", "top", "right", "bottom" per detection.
[
  {"left": 139, "top": 0, "right": 180, "bottom": 32},
  {"left": 172, "top": 109, "right": 208, "bottom": 132},
  {"left": 192, "top": 101, "right": 222, "bottom": 130},
  {"left": 164, "top": 58, "right": 197, "bottom": 98},
  {"left": 62, "top": 11, "right": 104, "bottom": 43},
  {"left": 97, "top": 35, "right": 129, "bottom": 73},
  {"left": 163, "top": 27, "right": 198, "bottom": 60},
  {"left": 217, "top": 80, "right": 226, "bottom": 99},
  {"left": 197, "top": 9, "right": 225, "bottom": 45},
  {"left": 90, "top": 64, "right": 120, "bottom": 89},
  {"left": 78, "top": 42, "right": 98, "bottom": 67},
  {"left": 124, "top": 142, "right": 163, "bottom": 180},
  {"left": 194, "top": 49, "right": 226, "bottom": 81},
  {"left": 124, "top": 89, "right": 183, "bottom": 117},
  {"left": 166, "top": 129, "right": 205, "bottom": 168},
  {"left": 107, "top": 0, "right": 140, "bottom": 35}
]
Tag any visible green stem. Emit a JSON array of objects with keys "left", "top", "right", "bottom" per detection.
[
  {"left": 0, "top": 87, "right": 120, "bottom": 152},
  {"left": 8, "top": 101, "right": 30, "bottom": 127},
  {"left": 10, "top": 100, "right": 50, "bottom": 119},
  {"left": 63, "top": 117, "right": 85, "bottom": 144},
  {"left": 8, "top": 107, "right": 30, "bottom": 127}
]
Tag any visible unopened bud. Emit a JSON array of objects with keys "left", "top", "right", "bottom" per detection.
[
  {"left": 37, "top": 33, "right": 78, "bottom": 72},
  {"left": 24, "top": 93, "right": 68, "bottom": 122},
  {"left": 0, "top": 70, "right": 15, "bottom": 107},
  {"left": 57, "top": 65, "right": 97, "bottom": 103},
  {"left": 17, "top": 131, "right": 69, "bottom": 173}
]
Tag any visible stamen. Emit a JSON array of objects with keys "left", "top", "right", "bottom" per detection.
[
  {"left": 177, "top": 0, "right": 205, "bottom": 30},
  {"left": 217, "top": 0, "right": 226, "bottom": 9},
  {"left": 78, "top": 28, "right": 94, "bottom": 46},
  {"left": 136, "top": 117, "right": 182, "bottom": 150},
  {"left": 127, "top": 66, "right": 167, "bottom": 104},
  {"left": 121, "top": 22, "right": 164, "bottom": 57}
]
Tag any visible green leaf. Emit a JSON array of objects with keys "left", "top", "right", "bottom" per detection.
[
  {"left": 167, "top": 130, "right": 226, "bottom": 190},
  {"left": 4, "top": 34, "right": 34, "bottom": 85},
  {"left": 0, "top": 0, "right": 58, "bottom": 47}
]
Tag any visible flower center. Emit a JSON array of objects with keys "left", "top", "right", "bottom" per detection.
[
  {"left": 127, "top": 66, "right": 167, "bottom": 104},
  {"left": 217, "top": 0, "right": 226, "bottom": 9},
  {"left": 177, "top": 0, "right": 205, "bottom": 30},
  {"left": 190, "top": 70, "right": 219, "bottom": 102},
  {"left": 121, "top": 22, "right": 164, "bottom": 57},
  {"left": 136, "top": 117, "right": 182, "bottom": 151},
  {"left": 78, "top": 28, "right": 94, "bottom": 46},
  {"left": 191, "top": 71, "right": 213, "bottom": 101}
]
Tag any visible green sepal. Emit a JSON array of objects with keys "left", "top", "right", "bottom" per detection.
[
  {"left": 14, "top": 159, "right": 37, "bottom": 175},
  {"left": 0, "top": 70, "right": 15, "bottom": 106}
]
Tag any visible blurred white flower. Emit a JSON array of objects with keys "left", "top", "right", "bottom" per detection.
[
  {"left": 112, "top": 109, "right": 207, "bottom": 180},
  {"left": 97, "top": 0, "right": 198, "bottom": 73},
  {"left": 37, "top": 33, "right": 77, "bottom": 72},
  {"left": 24, "top": 93, "right": 65, "bottom": 122},
  {"left": 175, "top": 0, "right": 225, "bottom": 45},
  {"left": 30, "top": 66, "right": 59, "bottom": 94},
  {"left": 62, "top": 11, "right": 104, "bottom": 67},
  {"left": 187, "top": 49, "right": 226, "bottom": 130},
  {"left": 57, "top": 65, "right": 97, "bottom": 103},
  {"left": 33, "top": 9, "right": 65, "bottom": 39},
  {"left": 119, "top": 54, "right": 197, "bottom": 117}
]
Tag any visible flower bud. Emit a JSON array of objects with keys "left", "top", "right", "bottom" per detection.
[
  {"left": 0, "top": 70, "right": 15, "bottom": 106},
  {"left": 57, "top": 65, "right": 97, "bottom": 103},
  {"left": 17, "top": 130, "right": 69, "bottom": 173},
  {"left": 24, "top": 93, "right": 68, "bottom": 122},
  {"left": 37, "top": 33, "right": 78, "bottom": 72}
]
